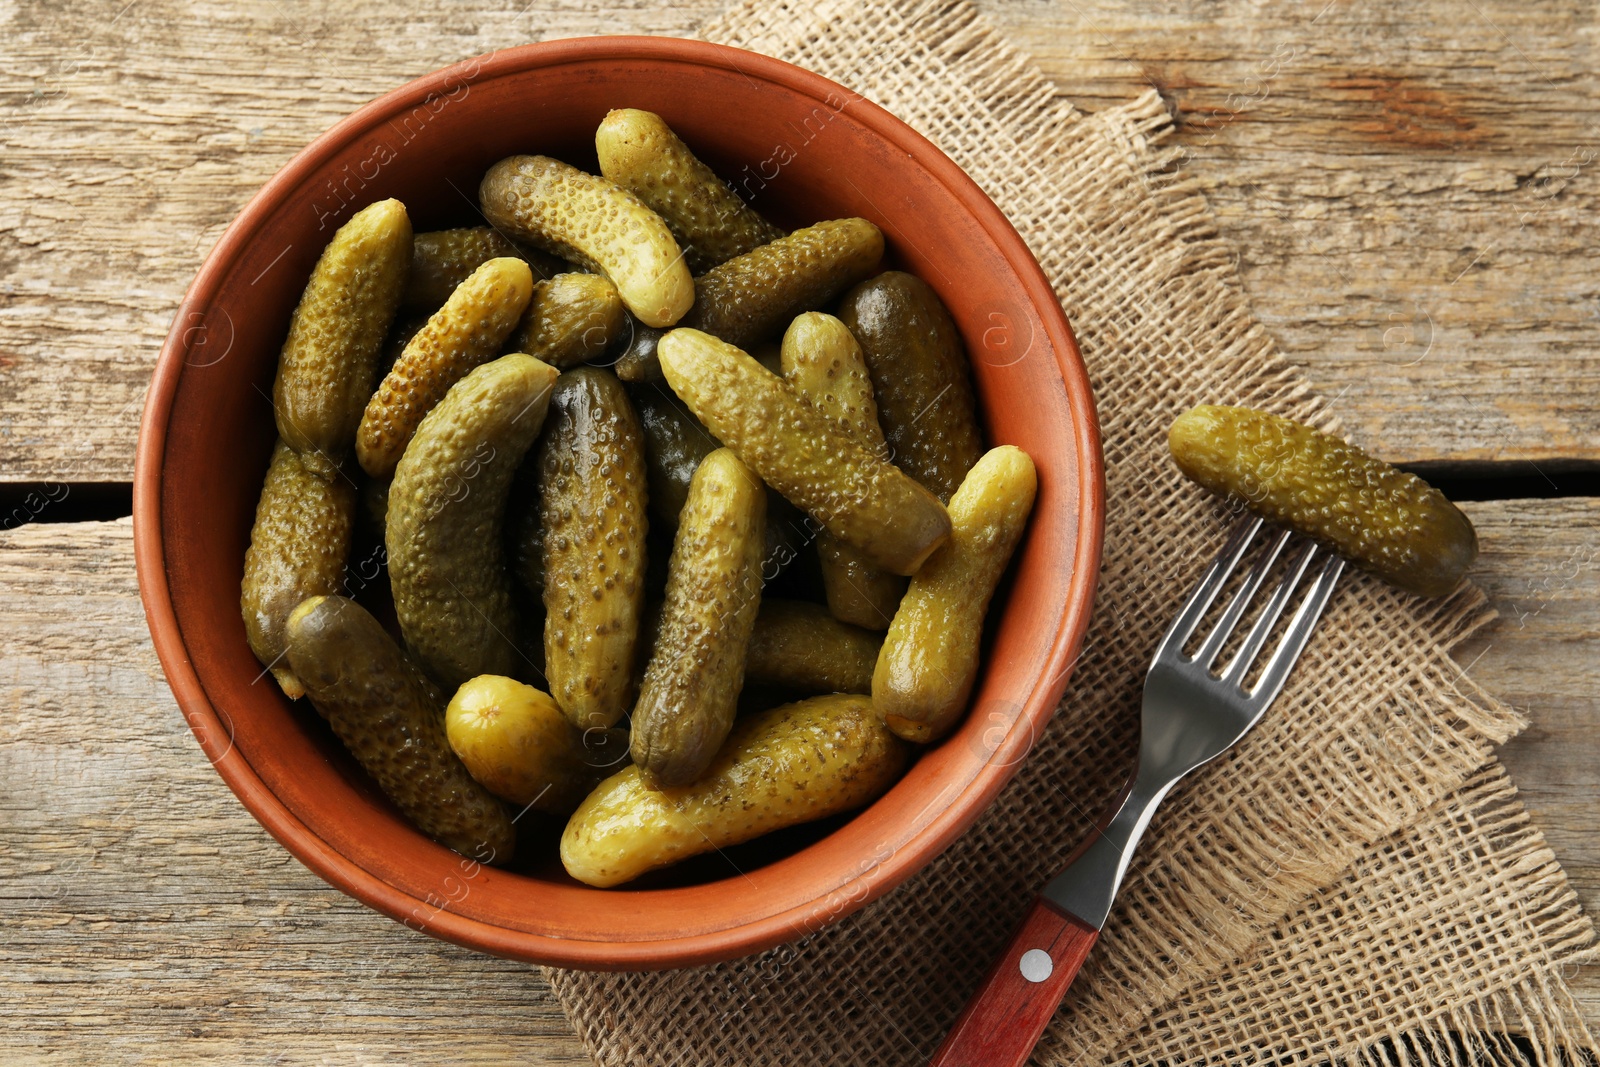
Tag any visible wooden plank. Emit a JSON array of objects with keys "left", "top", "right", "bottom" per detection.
[
  {"left": 1456, "top": 498, "right": 1600, "bottom": 1026},
  {"left": 3, "top": 0, "right": 1597, "bottom": 482},
  {"left": 0, "top": 502, "right": 1594, "bottom": 1060},
  {"left": 0, "top": 518, "right": 590, "bottom": 1064}
]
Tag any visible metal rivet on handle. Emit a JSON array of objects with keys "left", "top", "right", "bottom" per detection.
[{"left": 1018, "top": 948, "right": 1053, "bottom": 983}]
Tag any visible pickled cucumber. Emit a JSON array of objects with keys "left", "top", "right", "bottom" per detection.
[
  {"left": 838, "top": 271, "right": 984, "bottom": 502},
  {"left": 505, "top": 456, "right": 544, "bottom": 595},
  {"left": 241, "top": 440, "right": 356, "bottom": 700},
  {"left": 563, "top": 694, "right": 907, "bottom": 887},
  {"left": 611, "top": 315, "right": 665, "bottom": 383},
  {"left": 537, "top": 368, "right": 649, "bottom": 730},
  {"left": 404, "top": 226, "right": 560, "bottom": 313},
  {"left": 631, "top": 448, "right": 766, "bottom": 788},
  {"left": 1168, "top": 405, "right": 1478, "bottom": 597},
  {"left": 507, "top": 272, "right": 626, "bottom": 368},
  {"left": 356, "top": 256, "right": 534, "bottom": 478},
  {"left": 388, "top": 354, "right": 559, "bottom": 690},
  {"left": 745, "top": 599, "right": 881, "bottom": 696},
  {"left": 479, "top": 155, "right": 694, "bottom": 328},
  {"left": 781, "top": 312, "right": 905, "bottom": 628},
  {"left": 273, "top": 199, "right": 412, "bottom": 457},
  {"left": 285, "top": 595, "right": 514, "bottom": 862},
  {"left": 679, "top": 218, "right": 883, "bottom": 350},
  {"left": 596, "top": 108, "right": 784, "bottom": 273},
  {"left": 874, "top": 446, "right": 1037, "bottom": 743},
  {"left": 630, "top": 380, "right": 718, "bottom": 531},
  {"left": 658, "top": 328, "right": 950, "bottom": 576},
  {"left": 445, "top": 674, "right": 629, "bottom": 814}
]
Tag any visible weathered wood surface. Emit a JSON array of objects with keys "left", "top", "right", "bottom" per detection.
[
  {"left": 2, "top": 0, "right": 1597, "bottom": 482},
  {"left": 0, "top": 504, "right": 1594, "bottom": 1062}
]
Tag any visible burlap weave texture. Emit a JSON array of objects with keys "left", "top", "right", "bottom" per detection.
[{"left": 549, "top": 1, "right": 1598, "bottom": 1063}]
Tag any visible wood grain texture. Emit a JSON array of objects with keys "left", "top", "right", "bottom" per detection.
[
  {"left": 2, "top": 0, "right": 1597, "bottom": 481},
  {"left": 1458, "top": 498, "right": 1600, "bottom": 1027},
  {"left": 0, "top": 505, "right": 1594, "bottom": 1062},
  {"left": 0, "top": 518, "right": 590, "bottom": 1065}
]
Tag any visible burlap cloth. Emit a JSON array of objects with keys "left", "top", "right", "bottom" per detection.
[{"left": 548, "top": 1, "right": 1600, "bottom": 1062}]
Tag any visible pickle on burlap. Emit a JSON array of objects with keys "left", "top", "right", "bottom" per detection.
[
  {"left": 781, "top": 312, "right": 906, "bottom": 629},
  {"left": 356, "top": 256, "right": 534, "bottom": 478},
  {"left": 387, "top": 354, "right": 560, "bottom": 691},
  {"left": 536, "top": 368, "right": 650, "bottom": 730},
  {"left": 631, "top": 448, "right": 767, "bottom": 789},
  {"left": 284, "top": 595, "right": 515, "bottom": 864},
  {"left": 563, "top": 694, "right": 907, "bottom": 887},
  {"left": 479, "top": 155, "right": 694, "bottom": 328},
  {"left": 744, "top": 598, "right": 882, "bottom": 696},
  {"left": 273, "top": 198, "right": 412, "bottom": 458},
  {"left": 506, "top": 272, "right": 626, "bottom": 368},
  {"left": 596, "top": 108, "right": 784, "bottom": 273},
  {"left": 837, "top": 270, "right": 985, "bottom": 502},
  {"left": 1168, "top": 405, "right": 1478, "bottom": 597},
  {"left": 241, "top": 440, "right": 357, "bottom": 700},
  {"left": 658, "top": 328, "right": 950, "bottom": 577},
  {"left": 874, "top": 445, "right": 1037, "bottom": 744},
  {"left": 679, "top": 217, "right": 883, "bottom": 350},
  {"left": 404, "top": 226, "right": 561, "bottom": 313}
]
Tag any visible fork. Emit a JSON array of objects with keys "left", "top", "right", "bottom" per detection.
[{"left": 928, "top": 515, "right": 1346, "bottom": 1067}]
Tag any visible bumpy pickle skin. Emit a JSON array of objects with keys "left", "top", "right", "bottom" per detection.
[
  {"left": 745, "top": 599, "right": 882, "bottom": 696},
  {"left": 658, "top": 328, "right": 950, "bottom": 576},
  {"left": 678, "top": 218, "right": 883, "bottom": 351},
  {"left": 781, "top": 312, "right": 906, "bottom": 629},
  {"left": 837, "top": 271, "right": 985, "bottom": 502},
  {"left": 506, "top": 272, "right": 627, "bottom": 368},
  {"left": 445, "top": 675, "right": 629, "bottom": 815},
  {"left": 273, "top": 199, "right": 412, "bottom": 457},
  {"left": 241, "top": 440, "right": 357, "bottom": 700},
  {"left": 874, "top": 446, "right": 1037, "bottom": 744},
  {"left": 1168, "top": 405, "right": 1478, "bottom": 597},
  {"left": 563, "top": 694, "right": 907, "bottom": 888},
  {"left": 479, "top": 155, "right": 694, "bottom": 328},
  {"left": 404, "top": 226, "right": 561, "bottom": 313},
  {"left": 387, "top": 354, "right": 560, "bottom": 691},
  {"left": 357, "top": 256, "right": 535, "bottom": 478},
  {"left": 595, "top": 108, "right": 785, "bottom": 274},
  {"left": 537, "top": 369, "right": 650, "bottom": 730},
  {"left": 284, "top": 596, "right": 515, "bottom": 864},
  {"left": 631, "top": 448, "right": 767, "bottom": 789}
]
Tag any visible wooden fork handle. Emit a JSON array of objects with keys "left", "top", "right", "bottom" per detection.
[{"left": 928, "top": 898, "right": 1099, "bottom": 1067}]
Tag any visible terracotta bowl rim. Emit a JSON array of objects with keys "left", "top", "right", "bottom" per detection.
[{"left": 133, "top": 34, "right": 1105, "bottom": 969}]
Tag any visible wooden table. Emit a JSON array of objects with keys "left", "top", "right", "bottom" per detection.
[{"left": 2, "top": 0, "right": 1595, "bottom": 1061}]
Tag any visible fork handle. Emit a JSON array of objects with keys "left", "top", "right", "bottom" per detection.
[{"left": 927, "top": 898, "right": 1099, "bottom": 1067}]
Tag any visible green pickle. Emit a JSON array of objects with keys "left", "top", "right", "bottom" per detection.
[
  {"left": 507, "top": 272, "right": 626, "bottom": 368},
  {"left": 874, "top": 446, "right": 1037, "bottom": 744},
  {"left": 631, "top": 448, "right": 767, "bottom": 789},
  {"left": 781, "top": 312, "right": 905, "bottom": 628},
  {"left": 479, "top": 155, "right": 694, "bottom": 328},
  {"left": 241, "top": 440, "right": 357, "bottom": 699},
  {"left": 273, "top": 199, "right": 412, "bottom": 458},
  {"left": 658, "top": 328, "right": 950, "bottom": 577},
  {"left": 357, "top": 256, "right": 535, "bottom": 478},
  {"left": 1168, "top": 405, "right": 1478, "bottom": 597},
  {"left": 564, "top": 694, "right": 907, "bottom": 888},
  {"left": 404, "top": 226, "right": 560, "bottom": 313},
  {"left": 387, "top": 354, "right": 560, "bottom": 690},
  {"left": 285, "top": 595, "right": 515, "bottom": 864},
  {"left": 745, "top": 599, "right": 882, "bottom": 696},
  {"left": 596, "top": 108, "right": 785, "bottom": 273},
  {"left": 838, "top": 271, "right": 985, "bottom": 502},
  {"left": 537, "top": 368, "right": 650, "bottom": 730},
  {"left": 679, "top": 218, "right": 883, "bottom": 350}
]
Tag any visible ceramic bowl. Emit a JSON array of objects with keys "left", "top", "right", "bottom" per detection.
[{"left": 134, "top": 35, "right": 1103, "bottom": 969}]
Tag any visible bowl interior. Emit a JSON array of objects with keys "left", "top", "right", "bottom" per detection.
[{"left": 144, "top": 38, "right": 1101, "bottom": 968}]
